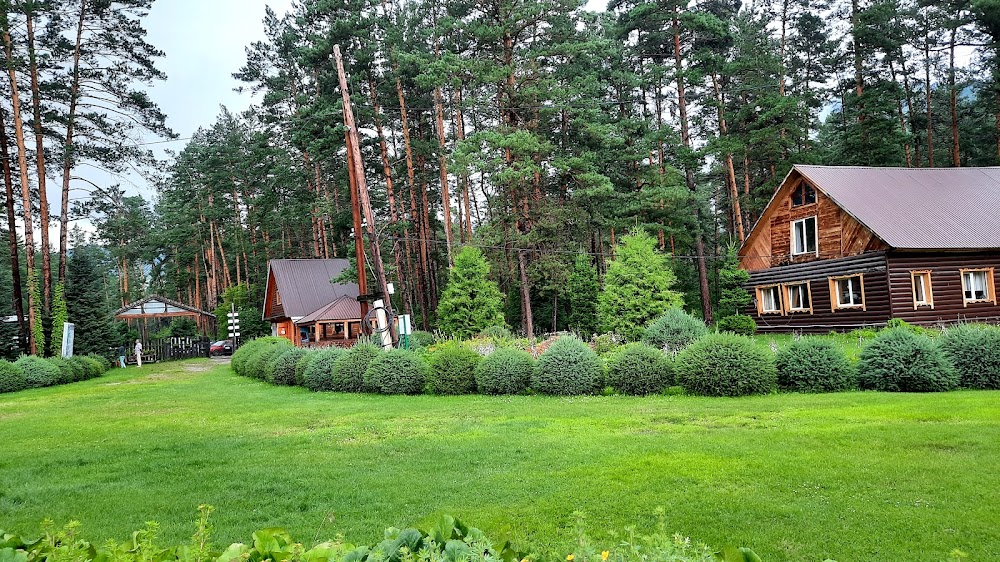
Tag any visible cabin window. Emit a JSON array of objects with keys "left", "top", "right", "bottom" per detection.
[
  {"left": 792, "top": 216, "right": 817, "bottom": 255},
  {"left": 757, "top": 286, "right": 783, "bottom": 314},
  {"left": 275, "top": 290, "right": 282, "bottom": 306},
  {"left": 831, "top": 275, "right": 865, "bottom": 310},
  {"left": 791, "top": 183, "right": 816, "bottom": 207},
  {"left": 960, "top": 268, "right": 995, "bottom": 305},
  {"left": 910, "top": 271, "right": 933, "bottom": 309},
  {"left": 785, "top": 282, "right": 812, "bottom": 313}
]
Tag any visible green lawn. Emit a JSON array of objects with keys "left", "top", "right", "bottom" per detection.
[{"left": 1, "top": 359, "right": 999, "bottom": 561}]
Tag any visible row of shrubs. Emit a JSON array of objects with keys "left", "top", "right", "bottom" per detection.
[
  {"left": 0, "top": 508, "right": 753, "bottom": 562},
  {"left": 233, "top": 315, "right": 1000, "bottom": 397},
  {"left": 0, "top": 353, "right": 112, "bottom": 394}
]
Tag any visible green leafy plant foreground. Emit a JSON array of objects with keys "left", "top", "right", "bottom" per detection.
[{"left": 0, "top": 510, "right": 758, "bottom": 562}]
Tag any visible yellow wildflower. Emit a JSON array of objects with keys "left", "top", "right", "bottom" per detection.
[
  {"left": 601, "top": 552, "right": 609, "bottom": 561},
  {"left": 566, "top": 555, "right": 574, "bottom": 561}
]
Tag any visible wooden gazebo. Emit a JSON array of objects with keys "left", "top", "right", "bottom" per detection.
[{"left": 114, "top": 295, "right": 216, "bottom": 341}]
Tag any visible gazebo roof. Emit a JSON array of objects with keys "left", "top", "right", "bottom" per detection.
[
  {"left": 114, "top": 295, "right": 215, "bottom": 319},
  {"left": 294, "top": 296, "right": 363, "bottom": 325}
]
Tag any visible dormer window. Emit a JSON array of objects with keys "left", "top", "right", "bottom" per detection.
[
  {"left": 791, "top": 183, "right": 816, "bottom": 207},
  {"left": 792, "top": 216, "right": 818, "bottom": 255}
]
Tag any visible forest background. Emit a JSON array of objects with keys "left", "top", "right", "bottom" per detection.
[{"left": 0, "top": 0, "right": 998, "bottom": 358}]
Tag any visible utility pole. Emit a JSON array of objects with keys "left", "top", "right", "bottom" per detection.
[
  {"left": 346, "top": 130, "right": 369, "bottom": 320},
  {"left": 334, "top": 44, "right": 398, "bottom": 347}
]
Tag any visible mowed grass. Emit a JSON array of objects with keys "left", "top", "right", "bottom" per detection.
[{"left": 1, "top": 360, "right": 999, "bottom": 561}]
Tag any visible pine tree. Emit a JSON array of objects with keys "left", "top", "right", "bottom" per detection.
[
  {"left": 716, "top": 245, "right": 751, "bottom": 318},
  {"left": 65, "top": 246, "right": 113, "bottom": 357},
  {"left": 436, "top": 247, "right": 506, "bottom": 339},
  {"left": 566, "top": 254, "right": 599, "bottom": 338},
  {"left": 598, "top": 228, "right": 683, "bottom": 340}
]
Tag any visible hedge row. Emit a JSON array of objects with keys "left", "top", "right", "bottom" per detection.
[
  {"left": 231, "top": 318, "right": 1000, "bottom": 397},
  {"left": 0, "top": 354, "right": 110, "bottom": 394}
]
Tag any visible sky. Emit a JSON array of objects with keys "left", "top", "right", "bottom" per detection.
[
  {"left": 135, "top": 0, "right": 607, "bottom": 197},
  {"left": 124, "top": 0, "right": 295, "bottom": 197}
]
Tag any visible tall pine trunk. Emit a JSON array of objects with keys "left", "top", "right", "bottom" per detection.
[
  {"left": 672, "top": 8, "right": 713, "bottom": 324},
  {"left": 370, "top": 79, "right": 412, "bottom": 316},
  {"left": 0, "top": 103, "right": 26, "bottom": 350},
  {"left": 949, "top": 25, "right": 960, "bottom": 166},
  {"left": 59, "top": 0, "right": 86, "bottom": 285},
  {"left": 433, "top": 85, "right": 454, "bottom": 267},
  {"left": 25, "top": 10, "right": 51, "bottom": 350},
  {"left": 396, "top": 74, "right": 430, "bottom": 329},
  {"left": 3, "top": 22, "right": 40, "bottom": 354}
]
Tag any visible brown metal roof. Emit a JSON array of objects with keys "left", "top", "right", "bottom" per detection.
[
  {"left": 295, "top": 296, "right": 363, "bottom": 325},
  {"left": 267, "top": 259, "right": 359, "bottom": 319},
  {"left": 794, "top": 165, "right": 1000, "bottom": 249}
]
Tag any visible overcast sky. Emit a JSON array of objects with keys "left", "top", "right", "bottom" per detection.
[{"left": 127, "top": 0, "right": 295, "bottom": 195}]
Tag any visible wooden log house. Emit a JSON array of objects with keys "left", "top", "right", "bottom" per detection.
[
  {"left": 738, "top": 165, "right": 1000, "bottom": 332},
  {"left": 263, "top": 259, "right": 366, "bottom": 346}
]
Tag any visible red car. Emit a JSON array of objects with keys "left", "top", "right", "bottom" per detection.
[{"left": 210, "top": 340, "right": 234, "bottom": 356}]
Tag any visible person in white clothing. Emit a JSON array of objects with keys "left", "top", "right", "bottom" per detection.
[{"left": 134, "top": 339, "right": 143, "bottom": 368}]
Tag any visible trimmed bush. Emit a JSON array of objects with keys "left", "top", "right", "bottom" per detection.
[
  {"left": 334, "top": 341, "right": 383, "bottom": 392},
  {"left": 716, "top": 314, "right": 758, "bottom": 336},
  {"left": 15, "top": 355, "right": 61, "bottom": 388},
  {"left": 642, "top": 308, "right": 708, "bottom": 352},
  {"left": 87, "top": 354, "right": 112, "bottom": 373},
  {"left": 675, "top": 333, "right": 776, "bottom": 397},
  {"left": 606, "top": 342, "right": 674, "bottom": 395},
  {"left": 230, "top": 340, "right": 258, "bottom": 377},
  {"left": 364, "top": 349, "right": 429, "bottom": 394},
  {"left": 409, "top": 330, "right": 436, "bottom": 349},
  {"left": 0, "top": 359, "right": 26, "bottom": 393},
  {"left": 77, "top": 356, "right": 104, "bottom": 379},
  {"left": 939, "top": 323, "right": 1000, "bottom": 389},
  {"left": 857, "top": 328, "right": 957, "bottom": 392},
  {"left": 47, "top": 357, "right": 76, "bottom": 384},
  {"left": 775, "top": 337, "right": 854, "bottom": 393},
  {"left": 64, "top": 356, "right": 87, "bottom": 381},
  {"left": 533, "top": 336, "right": 602, "bottom": 395},
  {"left": 268, "top": 347, "right": 307, "bottom": 386},
  {"left": 427, "top": 342, "right": 480, "bottom": 395},
  {"left": 591, "top": 333, "right": 624, "bottom": 356},
  {"left": 243, "top": 338, "right": 293, "bottom": 380},
  {"left": 474, "top": 348, "right": 534, "bottom": 394},
  {"left": 478, "top": 326, "right": 512, "bottom": 340},
  {"left": 295, "top": 351, "right": 318, "bottom": 386},
  {"left": 301, "top": 347, "right": 346, "bottom": 392}
]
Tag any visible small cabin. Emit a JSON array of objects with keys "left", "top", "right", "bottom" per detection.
[
  {"left": 262, "top": 259, "right": 364, "bottom": 346},
  {"left": 738, "top": 165, "right": 1000, "bottom": 332}
]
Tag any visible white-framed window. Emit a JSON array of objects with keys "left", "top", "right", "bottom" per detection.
[
  {"left": 830, "top": 275, "right": 864, "bottom": 309},
  {"left": 786, "top": 282, "right": 811, "bottom": 312},
  {"left": 792, "top": 216, "right": 817, "bottom": 255},
  {"left": 961, "top": 268, "right": 995, "bottom": 305},
  {"left": 911, "top": 271, "right": 933, "bottom": 309},
  {"left": 757, "top": 286, "right": 782, "bottom": 314}
]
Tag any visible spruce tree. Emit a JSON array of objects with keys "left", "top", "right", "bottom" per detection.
[
  {"left": 436, "top": 247, "right": 506, "bottom": 339},
  {"left": 566, "top": 254, "right": 599, "bottom": 338},
  {"left": 598, "top": 228, "right": 683, "bottom": 341},
  {"left": 65, "top": 246, "right": 113, "bottom": 356}
]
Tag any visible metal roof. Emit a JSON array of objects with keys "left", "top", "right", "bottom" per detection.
[
  {"left": 114, "top": 295, "right": 214, "bottom": 318},
  {"left": 295, "top": 296, "right": 363, "bottom": 325},
  {"left": 267, "top": 259, "right": 358, "bottom": 319},
  {"left": 794, "top": 165, "right": 1000, "bottom": 249}
]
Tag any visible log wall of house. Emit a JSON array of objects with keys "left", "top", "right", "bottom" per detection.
[
  {"left": 745, "top": 252, "right": 892, "bottom": 333},
  {"left": 741, "top": 175, "right": 887, "bottom": 271},
  {"left": 263, "top": 271, "right": 286, "bottom": 320},
  {"left": 887, "top": 251, "right": 1000, "bottom": 326}
]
